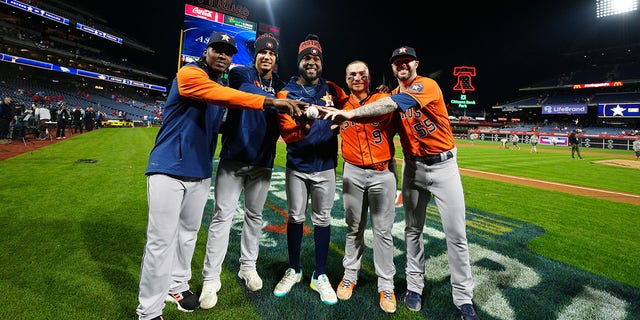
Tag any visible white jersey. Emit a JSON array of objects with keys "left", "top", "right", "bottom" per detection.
[
  {"left": 35, "top": 107, "right": 51, "bottom": 121},
  {"left": 530, "top": 135, "right": 539, "bottom": 144}
]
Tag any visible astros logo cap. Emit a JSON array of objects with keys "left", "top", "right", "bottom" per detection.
[
  {"left": 390, "top": 46, "right": 417, "bottom": 63},
  {"left": 207, "top": 31, "right": 238, "bottom": 54}
]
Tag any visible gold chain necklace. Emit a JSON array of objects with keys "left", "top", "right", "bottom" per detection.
[
  {"left": 300, "top": 82, "right": 317, "bottom": 96},
  {"left": 258, "top": 74, "right": 273, "bottom": 89}
]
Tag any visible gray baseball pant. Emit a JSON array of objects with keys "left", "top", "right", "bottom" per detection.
[
  {"left": 341, "top": 162, "right": 397, "bottom": 292},
  {"left": 137, "top": 174, "right": 210, "bottom": 320},
  {"left": 202, "top": 158, "right": 272, "bottom": 281},
  {"left": 401, "top": 148, "right": 474, "bottom": 307}
]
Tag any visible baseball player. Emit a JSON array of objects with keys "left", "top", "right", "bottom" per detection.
[
  {"left": 272, "top": 33, "right": 347, "bottom": 306},
  {"left": 633, "top": 136, "right": 640, "bottom": 160},
  {"left": 510, "top": 133, "right": 521, "bottom": 150},
  {"left": 530, "top": 133, "right": 539, "bottom": 153},
  {"left": 136, "top": 31, "right": 305, "bottom": 320},
  {"left": 319, "top": 46, "right": 479, "bottom": 319},
  {"left": 199, "top": 33, "right": 285, "bottom": 309},
  {"left": 334, "top": 60, "right": 398, "bottom": 313},
  {"left": 499, "top": 137, "right": 508, "bottom": 149},
  {"left": 569, "top": 129, "right": 583, "bottom": 159}
]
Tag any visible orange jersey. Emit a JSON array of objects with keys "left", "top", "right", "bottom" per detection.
[
  {"left": 391, "top": 75, "right": 455, "bottom": 156},
  {"left": 276, "top": 89, "right": 307, "bottom": 143},
  {"left": 340, "top": 92, "right": 395, "bottom": 167}
]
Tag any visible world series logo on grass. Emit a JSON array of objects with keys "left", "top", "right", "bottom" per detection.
[{"left": 203, "top": 161, "right": 637, "bottom": 319}]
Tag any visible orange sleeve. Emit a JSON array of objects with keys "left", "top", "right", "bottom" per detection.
[
  {"left": 352, "top": 92, "right": 392, "bottom": 123},
  {"left": 177, "top": 65, "right": 265, "bottom": 110},
  {"left": 326, "top": 81, "right": 349, "bottom": 108},
  {"left": 276, "top": 89, "right": 307, "bottom": 143}
]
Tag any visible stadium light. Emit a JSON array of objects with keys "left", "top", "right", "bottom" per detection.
[{"left": 596, "top": 0, "right": 638, "bottom": 18}]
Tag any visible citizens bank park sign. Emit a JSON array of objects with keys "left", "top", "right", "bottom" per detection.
[{"left": 194, "top": 0, "right": 250, "bottom": 19}]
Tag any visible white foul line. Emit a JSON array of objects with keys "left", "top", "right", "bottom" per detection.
[{"left": 461, "top": 168, "right": 640, "bottom": 199}]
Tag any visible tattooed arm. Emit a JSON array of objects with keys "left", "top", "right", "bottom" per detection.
[{"left": 319, "top": 96, "right": 398, "bottom": 122}]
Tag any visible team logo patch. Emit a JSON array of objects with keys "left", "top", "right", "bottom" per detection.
[
  {"left": 321, "top": 91, "right": 334, "bottom": 106},
  {"left": 408, "top": 83, "right": 424, "bottom": 93}
]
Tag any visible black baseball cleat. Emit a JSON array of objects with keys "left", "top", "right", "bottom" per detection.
[
  {"left": 459, "top": 303, "right": 480, "bottom": 320},
  {"left": 165, "top": 290, "right": 199, "bottom": 312},
  {"left": 404, "top": 290, "right": 422, "bottom": 311}
]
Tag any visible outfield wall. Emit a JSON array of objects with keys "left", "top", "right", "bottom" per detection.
[{"left": 467, "top": 129, "right": 638, "bottom": 151}]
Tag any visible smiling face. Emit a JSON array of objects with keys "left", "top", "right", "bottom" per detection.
[
  {"left": 298, "top": 54, "right": 322, "bottom": 84},
  {"left": 345, "top": 61, "right": 370, "bottom": 96},
  {"left": 254, "top": 49, "right": 277, "bottom": 75},
  {"left": 391, "top": 56, "right": 418, "bottom": 82},
  {"left": 204, "top": 43, "right": 235, "bottom": 74}
]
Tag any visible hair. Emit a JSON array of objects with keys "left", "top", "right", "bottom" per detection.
[{"left": 345, "top": 60, "right": 369, "bottom": 73}]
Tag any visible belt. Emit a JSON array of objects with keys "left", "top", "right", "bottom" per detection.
[
  {"left": 165, "top": 174, "right": 204, "bottom": 182},
  {"left": 405, "top": 151, "right": 454, "bottom": 166},
  {"left": 353, "top": 160, "right": 389, "bottom": 171}
]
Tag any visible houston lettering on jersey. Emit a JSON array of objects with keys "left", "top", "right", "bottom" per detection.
[
  {"left": 392, "top": 76, "right": 455, "bottom": 156},
  {"left": 340, "top": 92, "right": 394, "bottom": 166}
]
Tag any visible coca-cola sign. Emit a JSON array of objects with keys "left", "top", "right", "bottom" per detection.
[{"left": 185, "top": 4, "right": 224, "bottom": 23}]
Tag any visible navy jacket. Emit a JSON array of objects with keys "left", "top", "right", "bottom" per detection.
[
  {"left": 145, "top": 61, "right": 266, "bottom": 179},
  {"left": 218, "top": 65, "right": 285, "bottom": 168},
  {"left": 277, "top": 77, "right": 347, "bottom": 173}
]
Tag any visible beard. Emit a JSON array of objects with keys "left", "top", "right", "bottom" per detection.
[
  {"left": 299, "top": 65, "right": 322, "bottom": 83},
  {"left": 394, "top": 69, "right": 412, "bottom": 81}
]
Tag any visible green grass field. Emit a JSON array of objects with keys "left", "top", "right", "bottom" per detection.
[{"left": 0, "top": 128, "right": 638, "bottom": 320}]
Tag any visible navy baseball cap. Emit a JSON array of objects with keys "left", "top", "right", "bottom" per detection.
[
  {"left": 390, "top": 46, "right": 417, "bottom": 63},
  {"left": 207, "top": 31, "right": 238, "bottom": 53}
]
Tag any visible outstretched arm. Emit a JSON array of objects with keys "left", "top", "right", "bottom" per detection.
[
  {"left": 264, "top": 98, "right": 307, "bottom": 117},
  {"left": 319, "top": 96, "right": 398, "bottom": 122}
]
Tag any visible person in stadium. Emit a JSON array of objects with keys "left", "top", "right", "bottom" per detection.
[
  {"left": 84, "top": 106, "right": 96, "bottom": 131},
  {"left": 55, "top": 104, "right": 70, "bottom": 139},
  {"left": 319, "top": 46, "right": 480, "bottom": 319},
  {"left": 569, "top": 129, "right": 583, "bottom": 159},
  {"left": 199, "top": 32, "right": 285, "bottom": 310},
  {"left": 34, "top": 103, "right": 51, "bottom": 140},
  {"left": 71, "top": 106, "right": 83, "bottom": 134},
  {"left": 510, "top": 133, "right": 521, "bottom": 150},
  {"left": 0, "top": 96, "right": 16, "bottom": 143},
  {"left": 499, "top": 137, "right": 508, "bottom": 149},
  {"left": 530, "top": 133, "right": 539, "bottom": 153},
  {"left": 632, "top": 136, "right": 640, "bottom": 160},
  {"left": 143, "top": 114, "right": 150, "bottom": 128},
  {"left": 271, "top": 33, "right": 347, "bottom": 306},
  {"left": 333, "top": 60, "right": 398, "bottom": 313},
  {"left": 136, "top": 31, "right": 306, "bottom": 320}
]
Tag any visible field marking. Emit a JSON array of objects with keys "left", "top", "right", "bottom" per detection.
[{"left": 459, "top": 168, "right": 640, "bottom": 205}]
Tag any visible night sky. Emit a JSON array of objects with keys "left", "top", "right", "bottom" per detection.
[{"left": 62, "top": 0, "right": 640, "bottom": 112}]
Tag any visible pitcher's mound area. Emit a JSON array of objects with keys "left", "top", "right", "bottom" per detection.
[{"left": 595, "top": 159, "right": 640, "bottom": 169}]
